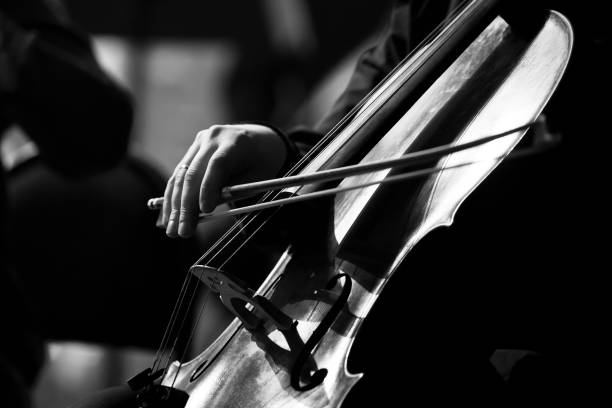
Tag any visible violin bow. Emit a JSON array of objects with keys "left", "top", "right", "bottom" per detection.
[{"left": 147, "top": 120, "right": 561, "bottom": 221}]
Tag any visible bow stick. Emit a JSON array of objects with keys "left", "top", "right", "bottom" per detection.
[{"left": 148, "top": 121, "right": 551, "bottom": 219}]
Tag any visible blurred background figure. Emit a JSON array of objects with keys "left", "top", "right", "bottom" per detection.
[
  {"left": 61, "top": 0, "right": 392, "bottom": 172},
  {"left": 2, "top": 0, "right": 393, "bottom": 407},
  {"left": 1, "top": 0, "right": 132, "bottom": 406}
]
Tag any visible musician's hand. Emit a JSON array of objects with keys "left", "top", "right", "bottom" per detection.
[{"left": 161, "top": 124, "right": 287, "bottom": 238}]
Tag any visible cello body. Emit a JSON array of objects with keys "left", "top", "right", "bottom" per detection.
[{"left": 153, "top": 4, "right": 573, "bottom": 408}]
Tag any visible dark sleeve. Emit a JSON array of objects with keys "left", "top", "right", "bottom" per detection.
[
  {"left": 1, "top": 0, "right": 133, "bottom": 177},
  {"left": 284, "top": 0, "right": 452, "bottom": 163}
]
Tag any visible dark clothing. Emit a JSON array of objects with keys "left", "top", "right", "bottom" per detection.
[
  {"left": 1, "top": 1, "right": 133, "bottom": 405},
  {"left": 59, "top": 2, "right": 607, "bottom": 407},
  {"left": 1, "top": 0, "right": 132, "bottom": 175},
  {"left": 286, "top": 0, "right": 608, "bottom": 405}
]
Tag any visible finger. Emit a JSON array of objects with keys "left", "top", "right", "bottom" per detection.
[
  {"left": 155, "top": 210, "right": 165, "bottom": 229},
  {"left": 200, "top": 144, "right": 247, "bottom": 213},
  {"left": 178, "top": 146, "right": 216, "bottom": 237},
  {"left": 158, "top": 184, "right": 173, "bottom": 229},
  {"left": 165, "top": 142, "right": 207, "bottom": 237},
  {"left": 161, "top": 173, "right": 175, "bottom": 228},
  {"left": 165, "top": 163, "right": 191, "bottom": 237},
  {"left": 200, "top": 151, "right": 229, "bottom": 213},
  {"left": 161, "top": 138, "right": 202, "bottom": 227}
]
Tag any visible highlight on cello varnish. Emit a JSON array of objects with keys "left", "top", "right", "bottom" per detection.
[{"left": 69, "top": 2, "right": 573, "bottom": 407}]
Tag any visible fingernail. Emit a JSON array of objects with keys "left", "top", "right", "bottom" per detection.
[
  {"left": 166, "top": 222, "right": 177, "bottom": 238},
  {"left": 178, "top": 221, "right": 193, "bottom": 238},
  {"left": 178, "top": 230, "right": 193, "bottom": 238}
]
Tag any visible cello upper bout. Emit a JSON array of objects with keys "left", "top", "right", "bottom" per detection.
[
  {"left": 158, "top": 9, "right": 574, "bottom": 408},
  {"left": 333, "top": 11, "right": 572, "bottom": 276}
]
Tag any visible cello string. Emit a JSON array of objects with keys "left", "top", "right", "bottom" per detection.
[
  {"left": 154, "top": 0, "right": 473, "bottom": 375},
  {"left": 167, "top": 270, "right": 285, "bottom": 390},
  {"left": 155, "top": 121, "right": 536, "bottom": 355},
  {"left": 167, "top": 250, "right": 287, "bottom": 389},
  {"left": 160, "top": 129, "right": 524, "bottom": 378},
  {"left": 198, "top": 0, "right": 472, "bottom": 266},
  {"left": 209, "top": 118, "right": 532, "bottom": 268},
  {"left": 153, "top": 79, "right": 385, "bottom": 369},
  {"left": 155, "top": 0, "right": 474, "bottom": 373},
  {"left": 215, "top": 122, "right": 536, "bottom": 202},
  {"left": 167, "top": 282, "right": 212, "bottom": 389},
  {"left": 151, "top": 206, "right": 261, "bottom": 370},
  {"left": 151, "top": 212, "right": 264, "bottom": 371},
  {"left": 199, "top": 0, "right": 475, "bottom": 246},
  {"left": 154, "top": 117, "right": 533, "bottom": 374},
  {"left": 194, "top": 156, "right": 519, "bottom": 224},
  {"left": 215, "top": 134, "right": 536, "bottom": 269},
  {"left": 168, "top": 118, "right": 532, "bottom": 373},
  {"left": 164, "top": 0, "right": 471, "bottom": 271},
  {"left": 153, "top": 0, "right": 478, "bottom": 376},
  {"left": 180, "top": 0, "right": 472, "bottom": 265},
  {"left": 152, "top": 215, "right": 259, "bottom": 372},
  {"left": 150, "top": 272, "right": 193, "bottom": 371}
]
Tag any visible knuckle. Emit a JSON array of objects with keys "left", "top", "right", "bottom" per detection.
[
  {"left": 179, "top": 207, "right": 192, "bottom": 217},
  {"left": 208, "top": 124, "right": 223, "bottom": 138},
  {"left": 166, "top": 176, "right": 175, "bottom": 188},
  {"left": 174, "top": 163, "right": 187, "bottom": 174},
  {"left": 196, "top": 128, "right": 214, "bottom": 143},
  {"left": 168, "top": 209, "right": 180, "bottom": 221},
  {"left": 183, "top": 168, "right": 200, "bottom": 183},
  {"left": 173, "top": 173, "right": 185, "bottom": 187},
  {"left": 232, "top": 130, "right": 251, "bottom": 146}
]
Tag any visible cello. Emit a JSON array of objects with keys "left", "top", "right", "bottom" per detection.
[{"left": 73, "top": 0, "right": 573, "bottom": 406}]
